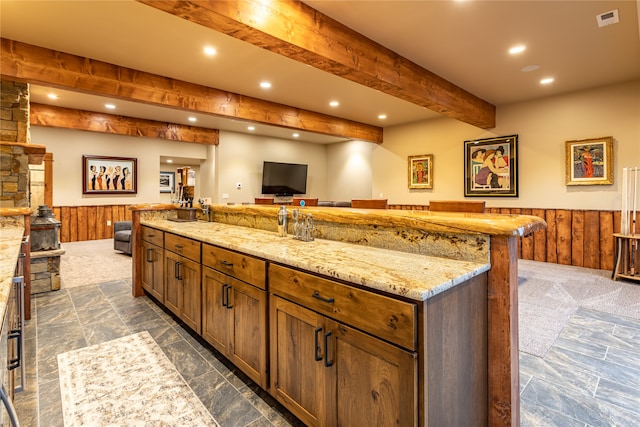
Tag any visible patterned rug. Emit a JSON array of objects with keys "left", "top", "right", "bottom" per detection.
[{"left": 58, "top": 331, "right": 219, "bottom": 427}]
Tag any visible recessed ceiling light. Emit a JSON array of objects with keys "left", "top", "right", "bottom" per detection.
[
  {"left": 203, "top": 46, "right": 217, "bottom": 56},
  {"left": 105, "top": 103, "right": 116, "bottom": 110},
  {"left": 188, "top": 117, "right": 197, "bottom": 122},
  {"left": 167, "top": 159, "right": 173, "bottom": 163},
  {"left": 521, "top": 65, "right": 540, "bottom": 72},
  {"left": 47, "top": 93, "right": 58, "bottom": 100},
  {"left": 248, "top": 126, "right": 255, "bottom": 131},
  {"left": 329, "top": 100, "right": 339, "bottom": 107},
  {"left": 378, "top": 114, "right": 387, "bottom": 120},
  {"left": 540, "top": 77, "right": 555, "bottom": 85},
  {"left": 260, "top": 81, "right": 272, "bottom": 89},
  {"left": 509, "top": 45, "right": 526, "bottom": 55},
  {"left": 293, "top": 133, "right": 300, "bottom": 138}
]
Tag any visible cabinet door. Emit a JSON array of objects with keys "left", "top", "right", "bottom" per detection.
[
  {"left": 330, "top": 321, "right": 417, "bottom": 427},
  {"left": 270, "top": 295, "right": 335, "bottom": 427},
  {"left": 202, "top": 267, "right": 231, "bottom": 354},
  {"left": 164, "top": 251, "right": 201, "bottom": 333},
  {"left": 140, "top": 240, "right": 163, "bottom": 302},
  {"left": 164, "top": 251, "right": 182, "bottom": 317},
  {"left": 180, "top": 257, "right": 202, "bottom": 334},
  {"left": 229, "top": 280, "right": 267, "bottom": 389}
]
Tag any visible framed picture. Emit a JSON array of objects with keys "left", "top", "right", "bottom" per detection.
[
  {"left": 464, "top": 135, "right": 518, "bottom": 197},
  {"left": 160, "top": 171, "right": 175, "bottom": 193},
  {"left": 82, "top": 155, "right": 137, "bottom": 194},
  {"left": 408, "top": 154, "right": 433, "bottom": 189},
  {"left": 565, "top": 136, "right": 613, "bottom": 185}
]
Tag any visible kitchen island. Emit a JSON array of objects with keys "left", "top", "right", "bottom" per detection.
[{"left": 131, "top": 204, "right": 546, "bottom": 427}]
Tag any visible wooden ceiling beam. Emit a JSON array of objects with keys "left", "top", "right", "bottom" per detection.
[
  {"left": 137, "top": 0, "right": 496, "bottom": 129},
  {"left": 29, "top": 103, "right": 220, "bottom": 145},
  {"left": 1, "top": 39, "right": 382, "bottom": 143}
]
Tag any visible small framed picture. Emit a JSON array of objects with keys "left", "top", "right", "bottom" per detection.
[
  {"left": 160, "top": 171, "right": 175, "bottom": 193},
  {"left": 82, "top": 155, "right": 137, "bottom": 194},
  {"left": 565, "top": 136, "right": 613, "bottom": 185},
  {"left": 464, "top": 135, "right": 518, "bottom": 197},
  {"left": 408, "top": 154, "right": 433, "bottom": 189}
]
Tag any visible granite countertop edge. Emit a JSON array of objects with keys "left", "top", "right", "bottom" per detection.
[
  {"left": 0, "top": 225, "right": 25, "bottom": 326},
  {"left": 142, "top": 219, "right": 491, "bottom": 302}
]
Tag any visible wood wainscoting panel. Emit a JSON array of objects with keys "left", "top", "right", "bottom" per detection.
[
  {"left": 390, "top": 205, "right": 621, "bottom": 272},
  {"left": 53, "top": 204, "right": 132, "bottom": 243}
]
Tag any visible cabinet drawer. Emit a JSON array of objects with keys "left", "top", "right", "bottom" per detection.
[
  {"left": 165, "top": 233, "right": 201, "bottom": 262},
  {"left": 141, "top": 226, "right": 163, "bottom": 247},
  {"left": 203, "top": 244, "right": 266, "bottom": 289},
  {"left": 269, "top": 264, "right": 416, "bottom": 351}
]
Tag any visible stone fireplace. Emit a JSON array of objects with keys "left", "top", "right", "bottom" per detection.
[{"left": 29, "top": 205, "right": 64, "bottom": 293}]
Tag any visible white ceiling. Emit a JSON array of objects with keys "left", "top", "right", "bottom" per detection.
[{"left": 1, "top": 0, "right": 639, "bottom": 144}]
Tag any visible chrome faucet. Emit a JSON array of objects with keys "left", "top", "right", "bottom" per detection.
[{"left": 198, "top": 198, "right": 210, "bottom": 216}]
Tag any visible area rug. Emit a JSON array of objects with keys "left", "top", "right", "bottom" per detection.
[{"left": 58, "top": 331, "right": 219, "bottom": 427}]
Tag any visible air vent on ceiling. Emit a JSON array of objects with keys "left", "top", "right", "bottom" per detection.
[{"left": 596, "top": 9, "right": 619, "bottom": 27}]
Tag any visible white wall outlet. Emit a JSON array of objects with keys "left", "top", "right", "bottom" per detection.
[
  {"left": 236, "top": 182, "right": 243, "bottom": 189},
  {"left": 222, "top": 193, "right": 229, "bottom": 199},
  {"left": 107, "top": 220, "right": 112, "bottom": 226}
]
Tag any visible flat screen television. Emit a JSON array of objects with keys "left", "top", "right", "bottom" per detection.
[{"left": 261, "top": 161, "right": 308, "bottom": 196}]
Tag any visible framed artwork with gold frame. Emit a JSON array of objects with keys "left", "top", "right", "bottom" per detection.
[
  {"left": 565, "top": 136, "right": 613, "bottom": 186},
  {"left": 408, "top": 154, "right": 433, "bottom": 189}
]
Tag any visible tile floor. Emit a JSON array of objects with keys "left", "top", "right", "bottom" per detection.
[
  {"left": 14, "top": 279, "right": 303, "bottom": 427},
  {"left": 12, "top": 279, "right": 640, "bottom": 426}
]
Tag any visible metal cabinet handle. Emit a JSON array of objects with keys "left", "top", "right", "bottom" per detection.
[
  {"left": 175, "top": 261, "right": 183, "bottom": 280},
  {"left": 225, "top": 285, "right": 233, "bottom": 309},
  {"left": 146, "top": 248, "right": 153, "bottom": 263},
  {"left": 8, "top": 329, "right": 21, "bottom": 371},
  {"left": 324, "top": 330, "right": 333, "bottom": 367},
  {"left": 220, "top": 260, "right": 233, "bottom": 268},
  {"left": 312, "top": 291, "right": 335, "bottom": 304},
  {"left": 314, "top": 327, "right": 323, "bottom": 361},
  {"left": 222, "top": 284, "right": 228, "bottom": 307}
]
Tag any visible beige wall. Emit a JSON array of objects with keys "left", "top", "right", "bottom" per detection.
[
  {"left": 326, "top": 140, "right": 373, "bottom": 200},
  {"left": 215, "top": 131, "right": 329, "bottom": 204},
  {"left": 30, "top": 126, "right": 208, "bottom": 206},
  {"left": 375, "top": 80, "right": 640, "bottom": 209},
  {"left": 28, "top": 80, "right": 639, "bottom": 210}
]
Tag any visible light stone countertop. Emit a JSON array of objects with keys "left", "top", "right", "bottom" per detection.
[
  {"left": 142, "top": 219, "right": 491, "bottom": 301},
  {"left": 0, "top": 225, "right": 25, "bottom": 326},
  {"left": 134, "top": 203, "right": 547, "bottom": 237}
]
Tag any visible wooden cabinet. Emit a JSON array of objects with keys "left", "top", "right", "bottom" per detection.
[
  {"left": 202, "top": 243, "right": 268, "bottom": 388},
  {"left": 202, "top": 267, "right": 268, "bottom": 388},
  {"left": 164, "top": 233, "right": 202, "bottom": 333},
  {"left": 140, "top": 226, "right": 164, "bottom": 302},
  {"left": 269, "top": 264, "right": 417, "bottom": 427}
]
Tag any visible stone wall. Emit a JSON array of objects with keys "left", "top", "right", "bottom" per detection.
[
  {"left": 0, "top": 80, "right": 29, "bottom": 143},
  {"left": 0, "top": 80, "right": 31, "bottom": 208}
]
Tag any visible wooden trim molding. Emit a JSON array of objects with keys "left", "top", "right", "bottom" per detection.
[
  {"left": 1, "top": 38, "right": 382, "bottom": 143},
  {"left": 30, "top": 104, "right": 219, "bottom": 145},
  {"left": 137, "top": 0, "right": 496, "bottom": 129}
]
